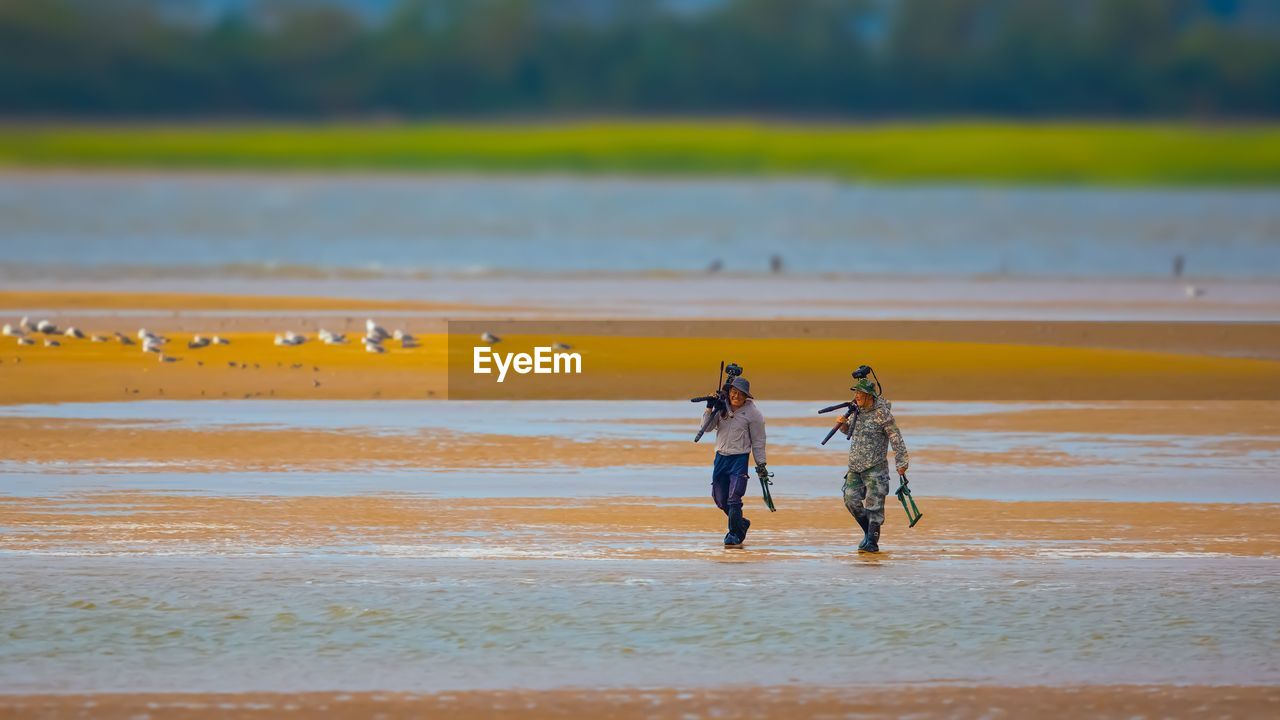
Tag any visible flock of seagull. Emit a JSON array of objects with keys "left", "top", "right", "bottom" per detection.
[
  {"left": 282, "top": 319, "right": 421, "bottom": 355},
  {"left": 299, "top": 319, "right": 421, "bottom": 355},
  {"left": 2, "top": 316, "right": 562, "bottom": 368},
  {"left": 3, "top": 316, "right": 422, "bottom": 363}
]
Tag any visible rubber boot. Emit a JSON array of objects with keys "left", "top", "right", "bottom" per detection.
[
  {"left": 859, "top": 521, "right": 881, "bottom": 554},
  {"left": 739, "top": 517, "right": 751, "bottom": 542},
  {"left": 725, "top": 506, "right": 745, "bottom": 546},
  {"left": 853, "top": 512, "right": 870, "bottom": 550}
]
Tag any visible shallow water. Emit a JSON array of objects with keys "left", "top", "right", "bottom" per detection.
[
  {"left": 2, "top": 400, "right": 1276, "bottom": 502},
  {"left": 2, "top": 555, "right": 1277, "bottom": 693},
  {"left": 3, "top": 174, "right": 1279, "bottom": 277},
  {"left": 3, "top": 398, "right": 1278, "bottom": 694}
]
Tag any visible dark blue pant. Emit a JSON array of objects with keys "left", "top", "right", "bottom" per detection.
[{"left": 712, "top": 452, "right": 750, "bottom": 538}]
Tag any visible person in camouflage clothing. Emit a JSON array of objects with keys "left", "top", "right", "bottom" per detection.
[{"left": 834, "top": 378, "right": 909, "bottom": 553}]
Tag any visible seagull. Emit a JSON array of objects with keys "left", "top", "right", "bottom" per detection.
[
  {"left": 1184, "top": 285, "right": 1205, "bottom": 298},
  {"left": 274, "top": 331, "right": 305, "bottom": 346},
  {"left": 36, "top": 320, "right": 58, "bottom": 335},
  {"left": 551, "top": 341, "right": 573, "bottom": 351},
  {"left": 44, "top": 338, "right": 60, "bottom": 347},
  {"left": 211, "top": 336, "right": 230, "bottom": 345},
  {"left": 318, "top": 328, "right": 347, "bottom": 344},
  {"left": 90, "top": 335, "right": 108, "bottom": 343},
  {"left": 19, "top": 316, "right": 36, "bottom": 332},
  {"left": 138, "top": 328, "right": 166, "bottom": 344},
  {"left": 142, "top": 339, "right": 163, "bottom": 354},
  {"left": 16, "top": 337, "right": 34, "bottom": 346},
  {"left": 394, "top": 329, "right": 417, "bottom": 348},
  {"left": 158, "top": 353, "right": 178, "bottom": 363},
  {"left": 115, "top": 332, "right": 135, "bottom": 346},
  {"left": 64, "top": 327, "right": 85, "bottom": 339},
  {"left": 2, "top": 324, "right": 23, "bottom": 337},
  {"left": 365, "top": 342, "right": 386, "bottom": 354},
  {"left": 188, "top": 335, "right": 210, "bottom": 349},
  {"left": 481, "top": 331, "right": 501, "bottom": 344},
  {"left": 366, "top": 319, "right": 390, "bottom": 341}
]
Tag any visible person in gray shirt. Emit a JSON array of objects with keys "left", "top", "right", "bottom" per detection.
[{"left": 699, "top": 376, "right": 769, "bottom": 547}]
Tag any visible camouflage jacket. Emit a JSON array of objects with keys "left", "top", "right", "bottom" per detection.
[{"left": 846, "top": 397, "right": 908, "bottom": 473}]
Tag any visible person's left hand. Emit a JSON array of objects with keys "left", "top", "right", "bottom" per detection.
[{"left": 897, "top": 462, "right": 908, "bottom": 474}]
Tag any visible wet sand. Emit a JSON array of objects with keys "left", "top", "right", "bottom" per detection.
[
  {"left": 4, "top": 684, "right": 1278, "bottom": 719},
  {"left": 3, "top": 492, "right": 1278, "bottom": 560}
]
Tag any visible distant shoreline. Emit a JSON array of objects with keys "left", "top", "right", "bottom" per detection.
[{"left": 1, "top": 121, "right": 1278, "bottom": 185}]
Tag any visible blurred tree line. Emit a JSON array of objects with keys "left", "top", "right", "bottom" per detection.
[{"left": 1, "top": 0, "right": 1278, "bottom": 117}]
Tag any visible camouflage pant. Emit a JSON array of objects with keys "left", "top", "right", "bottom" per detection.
[{"left": 843, "top": 463, "right": 890, "bottom": 525}]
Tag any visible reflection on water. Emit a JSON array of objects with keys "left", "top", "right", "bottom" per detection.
[
  {"left": 3, "top": 174, "right": 1279, "bottom": 277},
  {"left": 2, "top": 556, "right": 1277, "bottom": 693},
  {"left": 1, "top": 401, "right": 1276, "bottom": 502}
]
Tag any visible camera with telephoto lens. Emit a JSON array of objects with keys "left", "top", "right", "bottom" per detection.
[{"left": 690, "top": 361, "right": 744, "bottom": 442}]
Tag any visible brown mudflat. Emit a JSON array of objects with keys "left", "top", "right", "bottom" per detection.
[{"left": 3, "top": 685, "right": 1277, "bottom": 719}]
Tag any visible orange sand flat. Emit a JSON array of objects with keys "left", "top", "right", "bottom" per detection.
[
  {"left": 3, "top": 493, "right": 1277, "bottom": 560},
  {"left": 446, "top": 333, "right": 1280, "bottom": 400},
  {"left": 2, "top": 685, "right": 1277, "bottom": 719},
  {"left": 6, "top": 327, "right": 1280, "bottom": 403},
  {"left": 0, "top": 297, "right": 1277, "bottom": 403},
  {"left": 3, "top": 298, "right": 1279, "bottom": 402},
  {"left": 0, "top": 331, "right": 448, "bottom": 404}
]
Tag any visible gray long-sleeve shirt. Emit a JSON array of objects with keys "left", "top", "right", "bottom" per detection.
[{"left": 701, "top": 399, "right": 767, "bottom": 465}]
